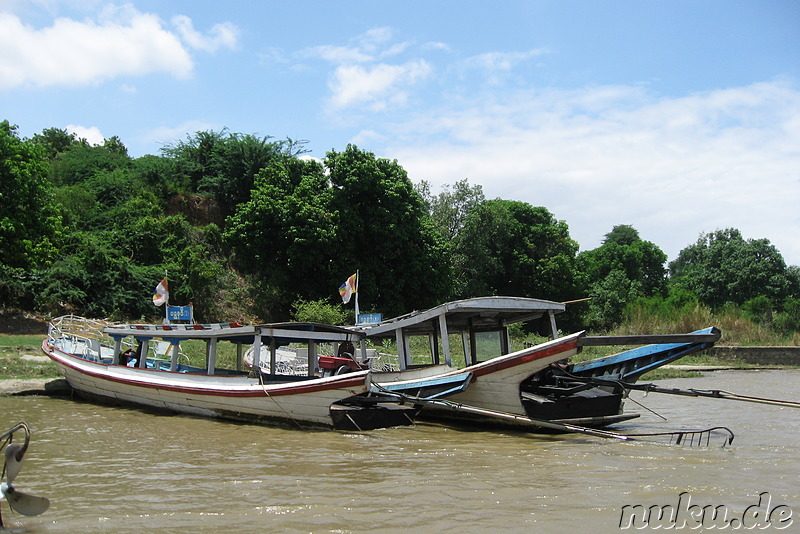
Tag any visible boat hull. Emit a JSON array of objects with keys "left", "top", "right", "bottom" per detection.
[
  {"left": 375, "top": 332, "right": 582, "bottom": 426},
  {"left": 42, "top": 340, "right": 369, "bottom": 429}
]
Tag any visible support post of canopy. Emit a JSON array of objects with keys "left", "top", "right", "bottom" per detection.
[
  {"left": 307, "top": 340, "right": 317, "bottom": 377},
  {"left": 395, "top": 328, "right": 408, "bottom": 370},
  {"left": 251, "top": 332, "right": 262, "bottom": 371},
  {"left": 207, "top": 337, "right": 217, "bottom": 375},
  {"left": 461, "top": 332, "right": 470, "bottom": 365},
  {"left": 438, "top": 312, "right": 451, "bottom": 366},
  {"left": 500, "top": 324, "right": 510, "bottom": 355},
  {"left": 429, "top": 333, "right": 439, "bottom": 365},
  {"left": 170, "top": 342, "right": 180, "bottom": 371},
  {"left": 137, "top": 338, "right": 151, "bottom": 369},
  {"left": 236, "top": 343, "right": 243, "bottom": 371},
  {"left": 269, "top": 338, "right": 277, "bottom": 375},
  {"left": 358, "top": 338, "right": 368, "bottom": 364},
  {"left": 111, "top": 336, "right": 123, "bottom": 365},
  {"left": 548, "top": 310, "right": 558, "bottom": 339}
]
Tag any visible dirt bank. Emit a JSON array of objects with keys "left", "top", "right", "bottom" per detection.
[
  {"left": 0, "top": 378, "right": 71, "bottom": 396},
  {"left": 0, "top": 309, "right": 48, "bottom": 335}
]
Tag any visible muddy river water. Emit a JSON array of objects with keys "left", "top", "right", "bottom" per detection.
[{"left": 1, "top": 369, "right": 798, "bottom": 533}]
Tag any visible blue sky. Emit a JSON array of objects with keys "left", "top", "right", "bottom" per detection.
[{"left": 2, "top": 1, "right": 799, "bottom": 266}]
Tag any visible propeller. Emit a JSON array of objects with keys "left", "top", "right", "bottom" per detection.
[
  {"left": 3, "top": 442, "right": 26, "bottom": 484},
  {"left": 1, "top": 422, "right": 50, "bottom": 526},
  {"left": 1, "top": 483, "right": 50, "bottom": 517}
]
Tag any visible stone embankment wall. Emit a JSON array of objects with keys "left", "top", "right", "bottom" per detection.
[{"left": 707, "top": 347, "right": 800, "bottom": 366}]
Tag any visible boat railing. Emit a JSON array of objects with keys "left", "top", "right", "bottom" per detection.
[
  {"left": 368, "top": 352, "right": 400, "bottom": 372},
  {"left": 48, "top": 315, "right": 127, "bottom": 362}
]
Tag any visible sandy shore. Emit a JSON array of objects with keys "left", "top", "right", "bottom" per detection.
[{"left": 0, "top": 378, "right": 71, "bottom": 396}]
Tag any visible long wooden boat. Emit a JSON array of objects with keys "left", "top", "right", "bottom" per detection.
[{"left": 42, "top": 316, "right": 372, "bottom": 429}]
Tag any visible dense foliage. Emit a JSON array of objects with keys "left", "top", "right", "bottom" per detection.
[
  {"left": 1, "top": 119, "right": 798, "bottom": 338},
  {"left": 577, "top": 225, "right": 668, "bottom": 328}
]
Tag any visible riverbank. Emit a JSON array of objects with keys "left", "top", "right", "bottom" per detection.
[{"left": 0, "top": 377, "right": 71, "bottom": 396}]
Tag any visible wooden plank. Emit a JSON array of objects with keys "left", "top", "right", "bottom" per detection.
[{"left": 577, "top": 332, "right": 720, "bottom": 347}]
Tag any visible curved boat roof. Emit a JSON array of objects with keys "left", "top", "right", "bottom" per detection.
[{"left": 358, "top": 296, "right": 565, "bottom": 339}]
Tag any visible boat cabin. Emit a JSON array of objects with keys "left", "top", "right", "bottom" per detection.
[
  {"left": 356, "top": 296, "right": 565, "bottom": 370},
  {"left": 103, "top": 321, "right": 366, "bottom": 377}
]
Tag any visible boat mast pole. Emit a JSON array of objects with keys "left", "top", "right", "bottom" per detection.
[
  {"left": 163, "top": 270, "right": 169, "bottom": 325},
  {"left": 354, "top": 270, "right": 360, "bottom": 323}
]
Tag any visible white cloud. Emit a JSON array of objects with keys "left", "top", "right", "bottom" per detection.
[
  {"left": 328, "top": 60, "right": 432, "bottom": 111},
  {"left": 66, "top": 124, "right": 104, "bottom": 145},
  {"left": 463, "top": 49, "right": 548, "bottom": 72},
  {"left": 0, "top": 5, "right": 238, "bottom": 89},
  {"left": 305, "top": 44, "right": 373, "bottom": 64},
  {"left": 171, "top": 14, "right": 238, "bottom": 52},
  {"left": 380, "top": 81, "right": 800, "bottom": 265},
  {"left": 301, "top": 27, "right": 432, "bottom": 114}
]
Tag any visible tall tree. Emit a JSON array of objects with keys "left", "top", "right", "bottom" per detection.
[
  {"left": 326, "top": 145, "right": 451, "bottom": 317},
  {"left": 224, "top": 156, "right": 336, "bottom": 317},
  {"left": 162, "top": 129, "right": 307, "bottom": 205},
  {"left": 31, "top": 127, "right": 86, "bottom": 159},
  {"left": 0, "top": 121, "right": 63, "bottom": 271},
  {"left": 669, "top": 228, "right": 792, "bottom": 308},
  {"left": 603, "top": 224, "right": 640, "bottom": 246},
  {"left": 578, "top": 225, "right": 668, "bottom": 298},
  {"left": 416, "top": 178, "right": 485, "bottom": 241},
  {"left": 452, "top": 200, "right": 579, "bottom": 301},
  {"left": 227, "top": 146, "right": 450, "bottom": 319},
  {"left": 577, "top": 225, "right": 668, "bottom": 329},
  {"left": 48, "top": 144, "right": 132, "bottom": 186}
]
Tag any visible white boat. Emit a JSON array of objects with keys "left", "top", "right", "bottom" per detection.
[{"left": 42, "top": 316, "right": 371, "bottom": 429}]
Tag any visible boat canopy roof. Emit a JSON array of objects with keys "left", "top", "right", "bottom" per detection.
[
  {"left": 358, "top": 296, "right": 565, "bottom": 339},
  {"left": 104, "top": 321, "right": 364, "bottom": 346}
]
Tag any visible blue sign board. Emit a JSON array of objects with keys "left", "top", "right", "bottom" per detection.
[
  {"left": 167, "top": 305, "right": 193, "bottom": 322},
  {"left": 358, "top": 313, "right": 383, "bottom": 324}
]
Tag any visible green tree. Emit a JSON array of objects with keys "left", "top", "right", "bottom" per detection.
[
  {"left": 578, "top": 225, "right": 668, "bottom": 297},
  {"left": 227, "top": 146, "right": 451, "bottom": 319},
  {"left": 162, "top": 129, "right": 307, "bottom": 205},
  {"left": 292, "top": 298, "right": 349, "bottom": 325},
  {"left": 103, "top": 135, "right": 128, "bottom": 156},
  {"left": 33, "top": 231, "right": 161, "bottom": 318},
  {"left": 225, "top": 156, "right": 336, "bottom": 317},
  {"left": 774, "top": 298, "right": 800, "bottom": 334},
  {"left": 0, "top": 121, "right": 63, "bottom": 273},
  {"left": 577, "top": 225, "right": 668, "bottom": 329},
  {"left": 48, "top": 144, "right": 131, "bottom": 186},
  {"left": 326, "top": 145, "right": 451, "bottom": 317},
  {"left": 30, "top": 127, "right": 86, "bottom": 159},
  {"left": 602, "top": 224, "right": 641, "bottom": 246},
  {"left": 669, "top": 229, "right": 791, "bottom": 309},
  {"left": 586, "top": 269, "right": 643, "bottom": 329},
  {"left": 452, "top": 199, "right": 579, "bottom": 301},
  {"left": 416, "top": 178, "right": 485, "bottom": 241}
]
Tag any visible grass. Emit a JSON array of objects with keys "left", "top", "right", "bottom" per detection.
[{"left": 0, "top": 334, "right": 60, "bottom": 379}]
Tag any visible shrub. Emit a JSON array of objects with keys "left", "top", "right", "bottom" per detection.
[{"left": 292, "top": 298, "right": 349, "bottom": 325}]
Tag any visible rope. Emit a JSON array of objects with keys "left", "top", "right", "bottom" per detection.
[{"left": 257, "top": 371, "right": 305, "bottom": 430}]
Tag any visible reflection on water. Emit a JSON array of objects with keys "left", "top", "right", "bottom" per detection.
[{"left": 1, "top": 370, "right": 798, "bottom": 533}]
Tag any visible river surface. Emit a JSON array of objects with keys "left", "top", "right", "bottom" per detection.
[{"left": 1, "top": 370, "right": 798, "bottom": 533}]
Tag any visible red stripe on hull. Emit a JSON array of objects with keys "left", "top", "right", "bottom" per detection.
[{"left": 42, "top": 340, "right": 367, "bottom": 398}]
